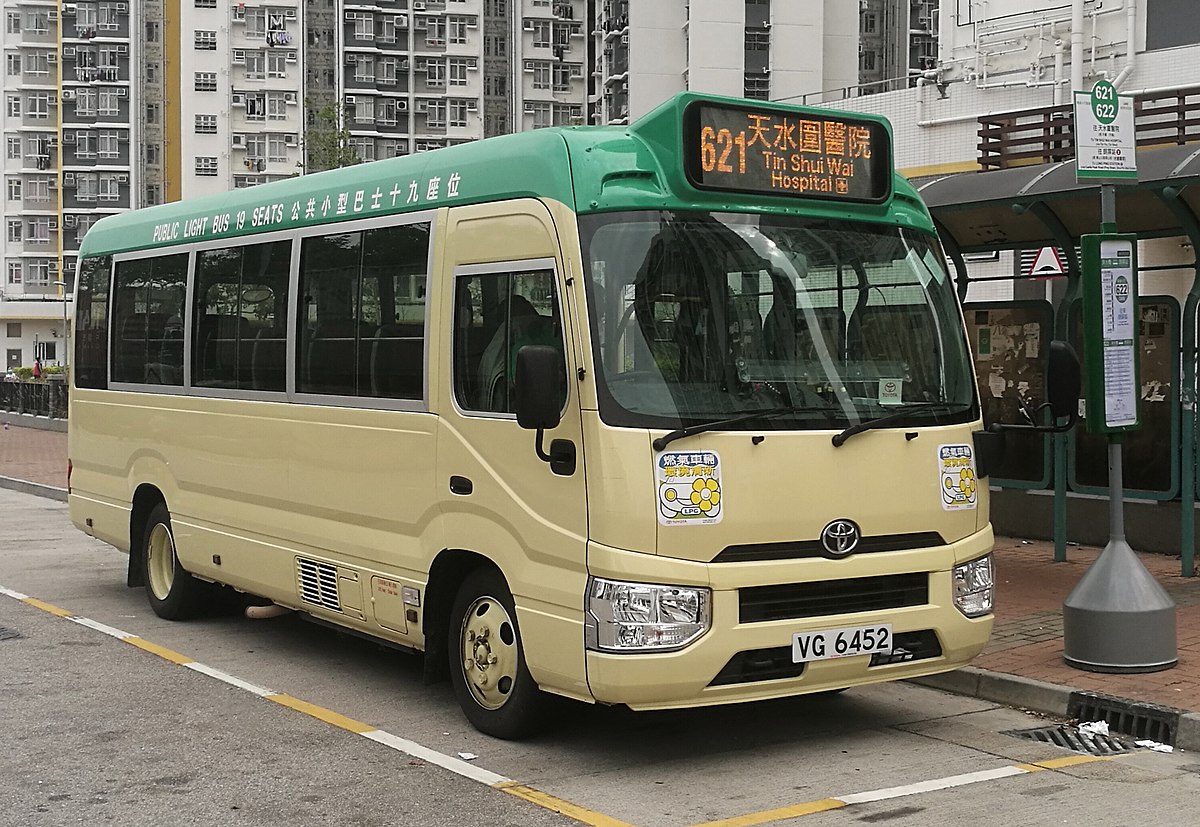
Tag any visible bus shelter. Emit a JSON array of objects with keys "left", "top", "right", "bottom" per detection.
[{"left": 916, "top": 142, "right": 1200, "bottom": 576}]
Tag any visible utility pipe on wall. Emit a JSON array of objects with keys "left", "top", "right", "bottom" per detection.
[
  {"left": 1111, "top": 0, "right": 1138, "bottom": 89},
  {"left": 1071, "top": 0, "right": 1085, "bottom": 93}
]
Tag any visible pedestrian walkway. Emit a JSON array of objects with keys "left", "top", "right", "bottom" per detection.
[{"left": 1, "top": 422, "right": 1198, "bottom": 745}]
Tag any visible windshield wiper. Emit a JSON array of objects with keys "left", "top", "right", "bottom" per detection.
[
  {"left": 831, "top": 402, "right": 969, "bottom": 447},
  {"left": 653, "top": 406, "right": 833, "bottom": 452}
]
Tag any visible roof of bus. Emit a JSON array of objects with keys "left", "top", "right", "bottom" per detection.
[{"left": 78, "top": 92, "right": 935, "bottom": 258}]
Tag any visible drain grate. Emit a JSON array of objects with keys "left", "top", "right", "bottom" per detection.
[
  {"left": 0, "top": 626, "right": 22, "bottom": 641},
  {"left": 1068, "top": 692, "right": 1179, "bottom": 746},
  {"left": 1005, "top": 724, "right": 1136, "bottom": 756}
]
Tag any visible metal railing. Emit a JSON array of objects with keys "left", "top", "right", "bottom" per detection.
[
  {"left": 0, "top": 379, "right": 68, "bottom": 419},
  {"left": 978, "top": 85, "right": 1200, "bottom": 169}
]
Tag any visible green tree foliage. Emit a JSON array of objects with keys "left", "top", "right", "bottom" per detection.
[{"left": 300, "top": 100, "right": 362, "bottom": 173}]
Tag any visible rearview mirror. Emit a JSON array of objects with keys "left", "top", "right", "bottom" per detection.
[{"left": 515, "top": 345, "right": 564, "bottom": 431}]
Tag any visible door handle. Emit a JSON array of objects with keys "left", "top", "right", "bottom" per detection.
[{"left": 449, "top": 475, "right": 473, "bottom": 495}]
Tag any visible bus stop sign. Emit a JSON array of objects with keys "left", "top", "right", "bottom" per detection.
[{"left": 1081, "top": 233, "right": 1140, "bottom": 434}]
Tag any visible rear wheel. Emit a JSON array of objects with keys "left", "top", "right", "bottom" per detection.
[
  {"left": 448, "top": 568, "right": 545, "bottom": 740},
  {"left": 141, "top": 503, "right": 208, "bottom": 620}
]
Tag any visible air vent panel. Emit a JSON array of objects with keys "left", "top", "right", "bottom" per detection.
[{"left": 297, "top": 557, "right": 342, "bottom": 612}]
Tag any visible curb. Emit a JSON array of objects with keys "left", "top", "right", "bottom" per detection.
[
  {"left": 0, "top": 475, "right": 68, "bottom": 503},
  {"left": 912, "top": 666, "right": 1200, "bottom": 751},
  {"left": 0, "top": 413, "right": 67, "bottom": 432}
]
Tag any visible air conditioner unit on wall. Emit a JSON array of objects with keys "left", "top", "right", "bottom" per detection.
[{"left": 232, "top": 133, "right": 245, "bottom": 147}]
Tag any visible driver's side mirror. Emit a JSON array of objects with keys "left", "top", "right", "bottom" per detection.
[{"left": 514, "top": 345, "right": 564, "bottom": 431}]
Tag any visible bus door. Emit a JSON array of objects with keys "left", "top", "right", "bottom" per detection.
[{"left": 435, "top": 200, "right": 589, "bottom": 694}]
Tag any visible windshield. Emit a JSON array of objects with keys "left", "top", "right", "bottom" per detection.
[{"left": 578, "top": 210, "right": 978, "bottom": 431}]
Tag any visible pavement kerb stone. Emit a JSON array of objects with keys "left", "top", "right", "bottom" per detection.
[
  {"left": 0, "top": 475, "right": 67, "bottom": 502},
  {"left": 912, "top": 667, "right": 1200, "bottom": 752}
]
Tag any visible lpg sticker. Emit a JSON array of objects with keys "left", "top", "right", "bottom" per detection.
[
  {"left": 657, "top": 451, "right": 723, "bottom": 525},
  {"left": 938, "top": 444, "right": 977, "bottom": 511}
]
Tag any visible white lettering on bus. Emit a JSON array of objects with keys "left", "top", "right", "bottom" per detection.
[{"left": 153, "top": 222, "right": 180, "bottom": 242}]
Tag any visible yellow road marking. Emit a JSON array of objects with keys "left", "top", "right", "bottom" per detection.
[
  {"left": 21, "top": 597, "right": 73, "bottom": 617},
  {"left": 268, "top": 693, "right": 376, "bottom": 734},
  {"left": 690, "top": 799, "right": 847, "bottom": 827},
  {"left": 497, "top": 783, "right": 640, "bottom": 827},
  {"left": 125, "top": 636, "right": 194, "bottom": 665}
]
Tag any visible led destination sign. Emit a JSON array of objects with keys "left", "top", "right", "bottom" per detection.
[{"left": 684, "top": 102, "right": 892, "bottom": 202}]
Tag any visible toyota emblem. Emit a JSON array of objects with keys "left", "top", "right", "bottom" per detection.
[{"left": 820, "top": 519, "right": 861, "bottom": 557}]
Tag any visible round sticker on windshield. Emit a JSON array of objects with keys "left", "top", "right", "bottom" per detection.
[
  {"left": 938, "top": 444, "right": 977, "bottom": 511},
  {"left": 657, "top": 451, "right": 723, "bottom": 526}
]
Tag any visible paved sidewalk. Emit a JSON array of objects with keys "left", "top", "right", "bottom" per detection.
[{"left": 2, "top": 422, "right": 1198, "bottom": 746}]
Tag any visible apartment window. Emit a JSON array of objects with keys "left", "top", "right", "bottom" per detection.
[
  {"left": 449, "top": 58, "right": 469, "bottom": 86},
  {"left": 195, "top": 113, "right": 217, "bottom": 133},
  {"left": 195, "top": 156, "right": 218, "bottom": 176},
  {"left": 77, "top": 3, "right": 99, "bottom": 28},
  {"left": 268, "top": 134, "right": 288, "bottom": 163},
  {"left": 6, "top": 178, "right": 21, "bottom": 201},
  {"left": 485, "top": 75, "right": 507, "bottom": 96},
  {"left": 378, "top": 99, "right": 400, "bottom": 125},
  {"left": 426, "top": 59, "right": 445, "bottom": 87},
  {"left": 6, "top": 137, "right": 20, "bottom": 160},
  {"left": 425, "top": 17, "right": 446, "bottom": 45},
  {"left": 195, "top": 0, "right": 217, "bottom": 6},
  {"left": 5, "top": 13, "right": 20, "bottom": 34},
  {"left": 27, "top": 11, "right": 49, "bottom": 33},
  {"left": 353, "top": 97, "right": 376, "bottom": 123},
  {"left": 379, "top": 16, "right": 399, "bottom": 43},
  {"left": 29, "top": 218, "right": 52, "bottom": 244},
  {"left": 862, "top": 12, "right": 877, "bottom": 34},
  {"left": 98, "top": 2, "right": 120, "bottom": 29},
  {"left": 484, "top": 34, "right": 507, "bottom": 56},
  {"left": 744, "top": 72, "right": 770, "bottom": 100},
  {"left": 98, "top": 88, "right": 120, "bottom": 116},
  {"left": 553, "top": 63, "right": 572, "bottom": 91},
  {"left": 267, "top": 93, "right": 287, "bottom": 120},
  {"left": 145, "top": 20, "right": 160, "bottom": 41},
  {"left": 6, "top": 262, "right": 21, "bottom": 285},
  {"left": 485, "top": 0, "right": 507, "bottom": 15},
  {"left": 552, "top": 103, "right": 580, "bottom": 126},
  {"left": 268, "top": 51, "right": 286, "bottom": 77},
  {"left": 7, "top": 221, "right": 21, "bottom": 243},
  {"left": 349, "top": 137, "right": 375, "bottom": 161},
  {"left": 98, "top": 130, "right": 120, "bottom": 159},
  {"left": 146, "top": 62, "right": 160, "bottom": 83},
  {"left": 378, "top": 138, "right": 405, "bottom": 159},
  {"left": 746, "top": 29, "right": 769, "bottom": 51},
  {"left": 245, "top": 51, "right": 266, "bottom": 79},
  {"left": 245, "top": 134, "right": 266, "bottom": 159},
  {"left": 98, "top": 173, "right": 120, "bottom": 201},
  {"left": 449, "top": 16, "right": 471, "bottom": 44},
  {"left": 424, "top": 99, "right": 445, "bottom": 128},
  {"left": 246, "top": 94, "right": 266, "bottom": 120},
  {"left": 354, "top": 13, "right": 374, "bottom": 39},
  {"left": 99, "top": 47, "right": 120, "bottom": 70},
  {"left": 355, "top": 54, "right": 376, "bottom": 83},
  {"left": 75, "top": 88, "right": 97, "bottom": 116},
  {"left": 6, "top": 323, "right": 20, "bottom": 338},
  {"left": 25, "top": 52, "right": 50, "bottom": 76},
  {"left": 195, "top": 30, "right": 217, "bottom": 50},
  {"left": 245, "top": 8, "right": 266, "bottom": 38},
  {"left": 527, "top": 101, "right": 551, "bottom": 129},
  {"left": 75, "top": 131, "right": 97, "bottom": 157},
  {"left": 76, "top": 173, "right": 98, "bottom": 201},
  {"left": 6, "top": 96, "right": 20, "bottom": 118},
  {"left": 27, "top": 259, "right": 51, "bottom": 286},
  {"left": 195, "top": 71, "right": 218, "bottom": 91},
  {"left": 379, "top": 57, "right": 398, "bottom": 85},
  {"left": 27, "top": 178, "right": 51, "bottom": 202},
  {"left": 530, "top": 61, "right": 550, "bottom": 89},
  {"left": 146, "top": 103, "right": 160, "bottom": 124},
  {"left": 531, "top": 20, "right": 551, "bottom": 48},
  {"left": 860, "top": 50, "right": 877, "bottom": 72},
  {"left": 145, "top": 143, "right": 161, "bottom": 165},
  {"left": 449, "top": 99, "right": 469, "bottom": 128},
  {"left": 145, "top": 184, "right": 162, "bottom": 205},
  {"left": 5, "top": 54, "right": 19, "bottom": 76}
]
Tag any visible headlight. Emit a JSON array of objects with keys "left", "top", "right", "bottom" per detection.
[
  {"left": 585, "top": 577, "right": 711, "bottom": 653},
  {"left": 953, "top": 554, "right": 994, "bottom": 618}
]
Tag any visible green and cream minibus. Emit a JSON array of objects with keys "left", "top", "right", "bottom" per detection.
[{"left": 70, "top": 93, "right": 1013, "bottom": 738}]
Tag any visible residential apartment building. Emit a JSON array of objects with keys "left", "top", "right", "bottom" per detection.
[
  {"left": 857, "top": 0, "right": 938, "bottom": 94},
  {"left": 1, "top": 0, "right": 589, "bottom": 370},
  {"left": 590, "top": 0, "right": 859, "bottom": 125}
]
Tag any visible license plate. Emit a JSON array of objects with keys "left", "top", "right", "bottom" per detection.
[{"left": 792, "top": 623, "right": 892, "bottom": 663}]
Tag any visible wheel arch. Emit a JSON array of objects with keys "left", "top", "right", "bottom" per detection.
[
  {"left": 422, "top": 548, "right": 502, "bottom": 685},
  {"left": 127, "top": 484, "right": 166, "bottom": 587}
]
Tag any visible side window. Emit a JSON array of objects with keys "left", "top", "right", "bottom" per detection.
[
  {"left": 192, "top": 240, "right": 290, "bottom": 391},
  {"left": 297, "top": 222, "right": 429, "bottom": 398},
  {"left": 74, "top": 255, "right": 111, "bottom": 389},
  {"left": 111, "top": 253, "right": 188, "bottom": 385},
  {"left": 453, "top": 269, "right": 564, "bottom": 414}
]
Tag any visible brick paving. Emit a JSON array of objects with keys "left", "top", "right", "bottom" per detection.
[{"left": 1, "top": 422, "right": 1199, "bottom": 714}]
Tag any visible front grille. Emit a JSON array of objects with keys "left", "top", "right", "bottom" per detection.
[
  {"left": 714, "top": 532, "right": 945, "bottom": 563},
  {"left": 740, "top": 573, "right": 928, "bottom": 623},
  {"left": 709, "top": 646, "right": 805, "bottom": 686}
]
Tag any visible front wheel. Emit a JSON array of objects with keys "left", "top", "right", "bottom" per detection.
[
  {"left": 448, "top": 568, "right": 545, "bottom": 740},
  {"left": 141, "top": 503, "right": 209, "bottom": 620}
]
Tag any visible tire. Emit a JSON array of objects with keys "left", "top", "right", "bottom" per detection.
[
  {"left": 141, "top": 503, "right": 209, "bottom": 620},
  {"left": 448, "top": 568, "right": 546, "bottom": 740}
]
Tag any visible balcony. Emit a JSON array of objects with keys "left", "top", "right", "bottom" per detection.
[{"left": 978, "top": 86, "right": 1200, "bottom": 170}]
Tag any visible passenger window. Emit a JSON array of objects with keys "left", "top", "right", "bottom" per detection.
[
  {"left": 74, "top": 255, "right": 112, "bottom": 390},
  {"left": 453, "top": 269, "right": 564, "bottom": 414},
  {"left": 297, "top": 222, "right": 429, "bottom": 399},
  {"left": 192, "top": 241, "right": 290, "bottom": 391},
  {"left": 111, "top": 253, "right": 188, "bottom": 385}
]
